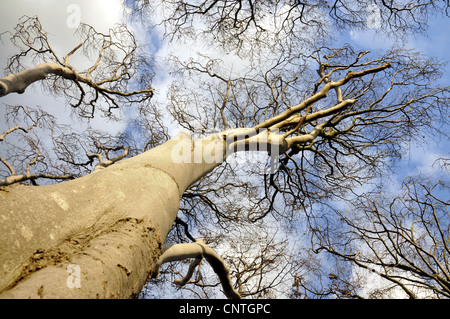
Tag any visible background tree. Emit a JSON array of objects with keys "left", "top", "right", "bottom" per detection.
[
  {"left": 130, "top": 0, "right": 450, "bottom": 54},
  {"left": 0, "top": 1, "right": 448, "bottom": 298},
  {"left": 311, "top": 177, "right": 449, "bottom": 298}
]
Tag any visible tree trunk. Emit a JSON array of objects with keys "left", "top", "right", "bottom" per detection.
[{"left": 0, "top": 133, "right": 220, "bottom": 298}]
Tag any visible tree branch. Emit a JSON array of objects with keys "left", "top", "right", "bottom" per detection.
[
  {"left": 253, "top": 62, "right": 390, "bottom": 131},
  {"left": 173, "top": 257, "right": 203, "bottom": 287},
  {"left": 155, "top": 239, "right": 241, "bottom": 299},
  {"left": 87, "top": 146, "right": 129, "bottom": 172},
  {"left": 0, "top": 62, "right": 153, "bottom": 99},
  {"left": 0, "top": 172, "right": 74, "bottom": 186}
]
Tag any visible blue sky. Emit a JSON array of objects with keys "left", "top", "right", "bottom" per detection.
[
  {"left": 1, "top": 1, "right": 446, "bottom": 221},
  {"left": 1, "top": 1, "right": 447, "bottom": 211},
  {"left": 340, "top": 13, "right": 450, "bottom": 85},
  {"left": 334, "top": 13, "right": 450, "bottom": 185},
  {"left": 0, "top": 1, "right": 448, "bottom": 298}
]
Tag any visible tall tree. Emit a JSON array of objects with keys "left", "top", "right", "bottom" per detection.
[
  {"left": 0, "top": 1, "right": 448, "bottom": 298},
  {"left": 310, "top": 176, "right": 450, "bottom": 298}
]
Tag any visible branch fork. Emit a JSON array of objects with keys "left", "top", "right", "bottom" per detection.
[{"left": 155, "top": 238, "right": 241, "bottom": 299}]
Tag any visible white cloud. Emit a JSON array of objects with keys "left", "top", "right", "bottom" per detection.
[
  {"left": 0, "top": 0, "right": 124, "bottom": 68},
  {"left": 0, "top": 0, "right": 126, "bottom": 133},
  {"left": 348, "top": 29, "right": 396, "bottom": 51},
  {"left": 400, "top": 141, "right": 449, "bottom": 177}
]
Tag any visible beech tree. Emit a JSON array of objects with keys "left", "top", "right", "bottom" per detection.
[
  {"left": 0, "top": 2, "right": 448, "bottom": 298},
  {"left": 311, "top": 176, "right": 450, "bottom": 298}
]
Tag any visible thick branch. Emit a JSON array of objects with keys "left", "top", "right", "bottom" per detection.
[
  {"left": 224, "top": 128, "right": 289, "bottom": 155},
  {"left": 285, "top": 122, "right": 327, "bottom": 148},
  {"left": 0, "top": 62, "right": 153, "bottom": 99},
  {"left": 0, "top": 63, "right": 75, "bottom": 96},
  {"left": 0, "top": 125, "right": 33, "bottom": 141},
  {"left": 173, "top": 257, "right": 202, "bottom": 287},
  {"left": 0, "top": 157, "right": 15, "bottom": 176},
  {"left": 254, "top": 62, "right": 391, "bottom": 130},
  {"left": 175, "top": 217, "right": 196, "bottom": 242},
  {"left": 155, "top": 239, "right": 241, "bottom": 299},
  {"left": 0, "top": 172, "right": 74, "bottom": 186}
]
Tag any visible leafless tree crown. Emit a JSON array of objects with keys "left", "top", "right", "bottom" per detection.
[{"left": 1, "top": 2, "right": 449, "bottom": 299}]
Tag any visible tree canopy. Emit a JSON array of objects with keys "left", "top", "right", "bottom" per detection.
[{"left": 0, "top": 0, "right": 449, "bottom": 298}]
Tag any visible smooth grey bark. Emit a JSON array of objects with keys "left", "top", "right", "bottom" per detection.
[
  {"left": 156, "top": 239, "right": 241, "bottom": 299},
  {"left": 0, "top": 133, "right": 220, "bottom": 298},
  {"left": 0, "top": 130, "right": 286, "bottom": 298},
  {"left": 0, "top": 63, "right": 78, "bottom": 96},
  {"left": 0, "top": 61, "right": 390, "bottom": 298},
  {"left": 0, "top": 62, "right": 153, "bottom": 99}
]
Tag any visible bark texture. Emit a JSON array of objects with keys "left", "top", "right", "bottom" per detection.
[
  {"left": 0, "top": 129, "right": 287, "bottom": 298},
  {"left": 0, "top": 133, "right": 219, "bottom": 298},
  {"left": 0, "top": 63, "right": 77, "bottom": 96}
]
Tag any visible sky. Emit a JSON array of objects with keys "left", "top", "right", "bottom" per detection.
[
  {"left": 338, "top": 14, "right": 450, "bottom": 184},
  {"left": 0, "top": 0, "right": 126, "bottom": 134},
  {"left": 0, "top": 1, "right": 448, "bottom": 299},
  {"left": 337, "top": 14, "right": 450, "bottom": 298}
]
